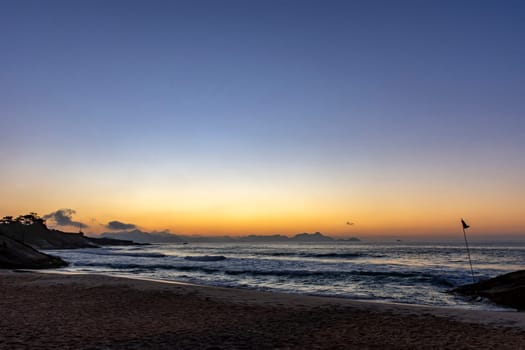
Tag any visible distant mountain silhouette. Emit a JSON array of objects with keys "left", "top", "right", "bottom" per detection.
[
  {"left": 101, "top": 230, "right": 359, "bottom": 243},
  {"left": 239, "top": 234, "right": 289, "bottom": 242},
  {"left": 100, "top": 229, "right": 184, "bottom": 244},
  {"left": 291, "top": 232, "right": 334, "bottom": 242},
  {"left": 339, "top": 237, "right": 361, "bottom": 242}
]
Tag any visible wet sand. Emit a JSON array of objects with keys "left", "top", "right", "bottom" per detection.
[{"left": 1, "top": 271, "right": 524, "bottom": 349}]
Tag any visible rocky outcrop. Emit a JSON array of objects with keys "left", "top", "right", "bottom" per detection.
[
  {"left": 0, "top": 234, "right": 67, "bottom": 269},
  {"left": 0, "top": 219, "right": 142, "bottom": 269},
  {"left": 453, "top": 270, "right": 525, "bottom": 310},
  {"left": 0, "top": 222, "right": 96, "bottom": 249}
]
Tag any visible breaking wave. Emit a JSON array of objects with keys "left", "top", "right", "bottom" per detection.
[{"left": 72, "top": 261, "right": 451, "bottom": 285}]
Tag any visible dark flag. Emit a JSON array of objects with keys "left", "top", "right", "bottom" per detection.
[{"left": 461, "top": 217, "right": 475, "bottom": 282}]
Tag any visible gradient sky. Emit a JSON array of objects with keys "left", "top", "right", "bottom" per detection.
[{"left": 1, "top": 0, "right": 524, "bottom": 237}]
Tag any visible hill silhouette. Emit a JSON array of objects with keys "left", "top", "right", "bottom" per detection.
[
  {"left": 0, "top": 213, "right": 138, "bottom": 269},
  {"left": 0, "top": 213, "right": 138, "bottom": 250},
  {"left": 101, "top": 230, "right": 358, "bottom": 243}
]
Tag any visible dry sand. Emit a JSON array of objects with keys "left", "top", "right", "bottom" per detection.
[{"left": 1, "top": 270, "right": 524, "bottom": 349}]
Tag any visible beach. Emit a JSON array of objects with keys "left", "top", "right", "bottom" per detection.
[{"left": 1, "top": 271, "right": 524, "bottom": 349}]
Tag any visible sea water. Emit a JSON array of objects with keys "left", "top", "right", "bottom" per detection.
[{"left": 44, "top": 241, "right": 525, "bottom": 310}]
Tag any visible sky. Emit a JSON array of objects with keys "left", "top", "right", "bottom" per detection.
[{"left": 1, "top": 0, "right": 524, "bottom": 238}]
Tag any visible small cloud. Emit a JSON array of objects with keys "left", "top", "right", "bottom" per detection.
[
  {"left": 43, "top": 209, "right": 87, "bottom": 228},
  {"left": 106, "top": 220, "right": 137, "bottom": 231}
]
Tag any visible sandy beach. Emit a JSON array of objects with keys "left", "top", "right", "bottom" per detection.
[{"left": 0, "top": 271, "right": 524, "bottom": 349}]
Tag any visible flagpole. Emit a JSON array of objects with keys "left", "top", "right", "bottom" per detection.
[{"left": 462, "top": 222, "right": 475, "bottom": 283}]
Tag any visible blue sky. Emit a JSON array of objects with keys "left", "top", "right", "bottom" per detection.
[{"left": 1, "top": 1, "right": 524, "bottom": 235}]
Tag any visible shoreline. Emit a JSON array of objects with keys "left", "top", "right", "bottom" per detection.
[
  {"left": 33, "top": 268, "right": 517, "bottom": 312},
  {"left": 1, "top": 270, "right": 525, "bottom": 349},
  {"left": 12, "top": 270, "right": 525, "bottom": 324}
]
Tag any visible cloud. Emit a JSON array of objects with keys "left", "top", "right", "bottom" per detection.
[
  {"left": 43, "top": 209, "right": 87, "bottom": 228},
  {"left": 106, "top": 220, "right": 137, "bottom": 231}
]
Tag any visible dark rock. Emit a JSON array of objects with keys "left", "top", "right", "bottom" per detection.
[
  {"left": 0, "top": 234, "right": 67, "bottom": 269},
  {"left": 0, "top": 219, "right": 141, "bottom": 269},
  {"left": 0, "top": 222, "right": 97, "bottom": 249},
  {"left": 453, "top": 270, "right": 525, "bottom": 310}
]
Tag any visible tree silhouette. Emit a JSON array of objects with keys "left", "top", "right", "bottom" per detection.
[
  {"left": 1, "top": 216, "right": 14, "bottom": 225},
  {"left": 2, "top": 213, "right": 46, "bottom": 226}
]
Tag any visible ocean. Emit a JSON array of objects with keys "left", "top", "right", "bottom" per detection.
[{"left": 44, "top": 240, "right": 525, "bottom": 310}]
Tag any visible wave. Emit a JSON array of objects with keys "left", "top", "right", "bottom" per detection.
[
  {"left": 257, "top": 251, "right": 382, "bottom": 259},
  {"left": 306, "top": 253, "right": 364, "bottom": 258},
  {"left": 71, "top": 250, "right": 167, "bottom": 258},
  {"left": 184, "top": 255, "right": 226, "bottom": 262},
  {"left": 72, "top": 261, "right": 451, "bottom": 285},
  {"left": 114, "top": 251, "right": 369, "bottom": 260},
  {"left": 114, "top": 252, "right": 167, "bottom": 258}
]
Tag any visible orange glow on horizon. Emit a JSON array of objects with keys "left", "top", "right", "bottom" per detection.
[{"left": 1, "top": 156, "right": 523, "bottom": 238}]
